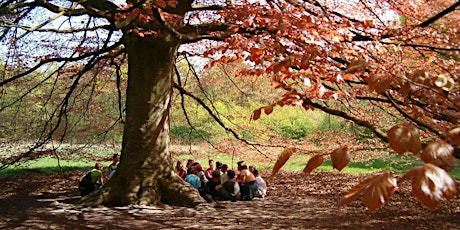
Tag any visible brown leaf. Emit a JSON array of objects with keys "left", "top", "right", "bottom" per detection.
[
  {"left": 343, "top": 58, "right": 367, "bottom": 74},
  {"left": 270, "top": 147, "right": 295, "bottom": 177},
  {"left": 365, "top": 75, "right": 380, "bottom": 92},
  {"left": 387, "top": 123, "right": 422, "bottom": 154},
  {"left": 374, "top": 77, "right": 392, "bottom": 94},
  {"left": 251, "top": 108, "right": 262, "bottom": 121},
  {"left": 300, "top": 54, "right": 311, "bottom": 70},
  {"left": 303, "top": 155, "right": 324, "bottom": 174},
  {"left": 273, "top": 59, "right": 291, "bottom": 74},
  {"left": 406, "top": 164, "right": 457, "bottom": 210},
  {"left": 399, "top": 167, "right": 418, "bottom": 183},
  {"left": 271, "top": 81, "right": 282, "bottom": 89},
  {"left": 446, "top": 127, "right": 460, "bottom": 146},
  {"left": 330, "top": 146, "right": 351, "bottom": 171},
  {"left": 421, "top": 141, "right": 456, "bottom": 172},
  {"left": 338, "top": 174, "right": 380, "bottom": 207},
  {"left": 363, "top": 171, "right": 397, "bottom": 212},
  {"left": 250, "top": 47, "right": 263, "bottom": 56},
  {"left": 408, "top": 69, "right": 428, "bottom": 83},
  {"left": 264, "top": 104, "right": 275, "bottom": 115},
  {"left": 398, "top": 81, "right": 412, "bottom": 97}
]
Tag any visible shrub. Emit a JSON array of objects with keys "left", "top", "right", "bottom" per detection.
[{"left": 170, "top": 125, "right": 211, "bottom": 142}]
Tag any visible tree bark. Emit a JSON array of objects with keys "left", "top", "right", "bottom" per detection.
[{"left": 81, "top": 32, "right": 205, "bottom": 207}]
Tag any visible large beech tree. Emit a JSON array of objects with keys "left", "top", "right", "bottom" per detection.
[{"left": 1, "top": 0, "right": 459, "bottom": 210}]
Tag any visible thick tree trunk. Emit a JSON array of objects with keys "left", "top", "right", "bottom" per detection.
[{"left": 81, "top": 33, "right": 205, "bottom": 207}]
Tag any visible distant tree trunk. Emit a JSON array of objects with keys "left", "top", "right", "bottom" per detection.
[{"left": 81, "top": 32, "right": 205, "bottom": 207}]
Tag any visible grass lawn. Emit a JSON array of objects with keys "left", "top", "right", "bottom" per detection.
[{"left": 3, "top": 153, "right": 459, "bottom": 180}]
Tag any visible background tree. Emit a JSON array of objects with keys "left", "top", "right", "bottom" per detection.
[{"left": 0, "top": 0, "right": 459, "bottom": 210}]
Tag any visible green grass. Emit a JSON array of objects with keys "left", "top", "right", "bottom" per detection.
[
  {"left": 0, "top": 156, "right": 111, "bottom": 174},
  {"left": 3, "top": 153, "right": 460, "bottom": 180},
  {"left": 172, "top": 153, "right": 460, "bottom": 179},
  {"left": 276, "top": 154, "right": 460, "bottom": 179}
]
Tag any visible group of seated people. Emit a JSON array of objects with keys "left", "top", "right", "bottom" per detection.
[
  {"left": 78, "top": 154, "right": 119, "bottom": 196},
  {"left": 176, "top": 159, "right": 267, "bottom": 202},
  {"left": 79, "top": 154, "right": 268, "bottom": 203}
]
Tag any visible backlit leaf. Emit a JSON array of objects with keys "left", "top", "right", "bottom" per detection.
[
  {"left": 434, "top": 74, "right": 448, "bottom": 88},
  {"left": 365, "top": 75, "right": 380, "bottom": 92},
  {"left": 338, "top": 174, "right": 379, "bottom": 207},
  {"left": 374, "top": 78, "right": 392, "bottom": 94},
  {"left": 363, "top": 171, "right": 397, "bottom": 212},
  {"left": 330, "top": 146, "right": 351, "bottom": 171},
  {"left": 446, "top": 127, "right": 460, "bottom": 146},
  {"left": 402, "top": 164, "right": 457, "bottom": 210},
  {"left": 343, "top": 58, "right": 367, "bottom": 74},
  {"left": 421, "top": 141, "right": 456, "bottom": 172},
  {"left": 271, "top": 81, "right": 282, "bottom": 89},
  {"left": 270, "top": 147, "right": 295, "bottom": 177},
  {"left": 273, "top": 59, "right": 291, "bottom": 74},
  {"left": 264, "top": 104, "right": 275, "bottom": 115},
  {"left": 303, "top": 155, "right": 324, "bottom": 174},
  {"left": 251, "top": 108, "right": 262, "bottom": 121},
  {"left": 250, "top": 47, "right": 264, "bottom": 55},
  {"left": 388, "top": 123, "right": 422, "bottom": 154}
]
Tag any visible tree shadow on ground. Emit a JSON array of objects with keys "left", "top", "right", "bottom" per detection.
[{"left": 1, "top": 171, "right": 460, "bottom": 229}]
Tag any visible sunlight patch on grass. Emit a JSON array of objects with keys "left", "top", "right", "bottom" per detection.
[
  {"left": 1, "top": 156, "right": 111, "bottom": 174},
  {"left": 3, "top": 152, "right": 460, "bottom": 180}
]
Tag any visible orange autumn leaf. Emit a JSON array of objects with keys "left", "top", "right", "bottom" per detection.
[
  {"left": 343, "top": 58, "right": 367, "bottom": 74},
  {"left": 338, "top": 174, "right": 380, "bottom": 207},
  {"left": 251, "top": 108, "right": 262, "bottom": 121},
  {"left": 342, "top": 73, "right": 355, "bottom": 80},
  {"left": 400, "top": 164, "right": 457, "bottom": 210},
  {"left": 270, "top": 147, "right": 295, "bottom": 177},
  {"left": 362, "top": 171, "right": 397, "bottom": 212},
  {"left": 339, "top": 171, "right": 396, "bottom": 213},
  {"left": 250, "top": 47, "right": 264, "bottom": 56},
  {"left": 388, "top": 123, "right": 422, "bottom": 154},
  {"left": 303, "top": 155, "right": 324, "bottom": 174},
  {"left": 271, "top": 81, "right": 282, "bottom": 89},
  {"left": 264, "top": 104, "right": 275, "bottom": 115},
  {"left": 420, "top": 141, "right": 456, "bottom": 172},
  {"left": 374, "top": 77, "right": 392, "bottom": 94},
  {"left": 330, "top": 146, "right": 351, "bottom": 171},
  {"left": 446, "top": 127, "right": 460, "bottom": 146}
]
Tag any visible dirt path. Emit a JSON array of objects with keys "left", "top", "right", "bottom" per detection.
[{"left": 1, "top": 171, "right": 459, "bottom": 229}]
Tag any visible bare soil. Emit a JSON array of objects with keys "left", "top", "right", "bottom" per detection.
[{"left": 1, "top": 170, "right": 459, "bottom": 229}]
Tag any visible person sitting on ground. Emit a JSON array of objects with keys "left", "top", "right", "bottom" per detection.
[
  {"left": 176, "top": 159, "right": 187, "bottom": 179},
  {"left": 220, "top": 164, "right": 229, "bottom": 183},
  {"left": 192, "top": 162, "right": 203, "bottom": 171},
  {"left": 236, "top": 161, "right": 244, "bottom": 181},
  {"left": 185, "top": 168, "right": 201, "bottom": 189},
  {"left": 216, "top": 170, "right": 240, "bottom": 201},
  {"left": 192, "top": 162, "right": 208, "bottom": 184},
  {"left": 216, "top": 161, "right": 222, "bottom": 170},
  {"left": 79, "top": 162, "right": 104, "bottom": 196},
  {"left": 253, "top": 170, "right": 267, "bottom": 198},
  {"left": 238, "top": 162, "right": 259, "bottom": 201},
  {"left": 215, "top": 161, "right": 223, "bottom": 174},
  {"left": 204, "top": 159, "right": 215, "bottom": 181},
  {"left": 108, "top": 153, "right": 119, "bottom": 179},
  {"left": 186, "top": 158, "right": 195, "bottom": 170},
  {"left": 186, "top": 167, "right": 212, "bottom": 202},
  {"left": 206, "top": 170, "right": 222, "bottom": 199}
]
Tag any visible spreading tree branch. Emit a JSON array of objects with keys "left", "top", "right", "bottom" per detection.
[
  {"left": 173, "top": 83, "right": 281, "bottom": 155},
  {"left": 418, "top": 1, "right": 460, "bottom": 27},
  {"left": 302, "top": 97, "right": 388, "bottom": 142},
  {"left": 383, "top": 92, "right": 442, "bottom": 136},
  {"left": 0, "top": 41, "right": 124, "bottom": 87}
]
